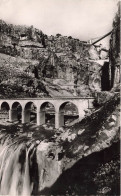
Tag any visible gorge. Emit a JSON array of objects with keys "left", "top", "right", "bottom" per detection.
[{"left": 0, "top": 1, "right": 120, "bottom": 195}]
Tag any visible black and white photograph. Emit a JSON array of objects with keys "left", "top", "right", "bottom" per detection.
[{"left": 0, "top": 0, "right": 120, "bottom": 195}]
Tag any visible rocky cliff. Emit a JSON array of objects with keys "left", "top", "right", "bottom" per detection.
[
  {"left": 0, "top": 20, "right": 45, "bottom": 58},
  {"left": 109, "top": 2, "right": 120, "bottom": 89},
  {"left": 0, "top": 19, "right": 110, "bottom": 98}
]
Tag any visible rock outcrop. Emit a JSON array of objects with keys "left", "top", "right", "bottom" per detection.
[{"left": 0, "top": 20, "right": 45, "bottom": 59}]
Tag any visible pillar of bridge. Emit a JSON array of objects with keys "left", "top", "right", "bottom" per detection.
[
  {"left": 9, "top": 109, "right": 12, "bottom": 122},
  {"left": 21, "top": 109, "right": 25, "bottom": 124},
  {"left": 9, "top": 109, "right": 18, "bottom": 122},
  {"left": 39, "top": 110, "right": 46, "bottom": 125},
  {"left": 37, "top": 108, "right": 46, "bottom": 126},
  {"left": 55, "top": 111, "right": 64, "bottom": 129},
  {"left": 24, "top": 109, "right": 31, "bottom": 123},
  {"left": 37, "top": 109, "right": 41, "bottom": 126}
]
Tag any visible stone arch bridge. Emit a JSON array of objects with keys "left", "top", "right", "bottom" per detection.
[{"left": 0, "top": 97, "right": 94, "bottom": 129}]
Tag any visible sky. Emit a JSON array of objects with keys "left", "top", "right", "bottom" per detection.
[{"left": 0, "top": 0, "right": 118, "bottom": 41}]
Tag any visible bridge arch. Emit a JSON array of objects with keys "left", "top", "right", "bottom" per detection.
[
  {"left": 24, "top": 101, "right": 37, "bottom": 124},
  {"left": 58, "top": 101, "right": 79, "bottom": 127},
  {"left": 0, "top": 101, "right": 10, "bottom": 122},
  {"left": 9, "top": 102, "right": 22, "bottom": 122},
  {"left": 37, "top": 101, "right": 56, "bottom": 126},
  {"left": 0, "top": 101, "right": 10, "bottom": 110}
]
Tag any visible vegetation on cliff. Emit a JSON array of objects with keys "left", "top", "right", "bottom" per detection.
[{"left": 0, "top": 53, "right": 49, "bottom": 98}]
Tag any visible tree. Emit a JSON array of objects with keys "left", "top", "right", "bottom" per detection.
[{"left": 56, "top": 33, "right": 61, "bottom": 37}]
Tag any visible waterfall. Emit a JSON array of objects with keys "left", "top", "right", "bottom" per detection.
[
  {"left": 21, "top": 144, "right": 35, "bottom": 196},
  {"left": 0, "top": 126, "right": 63, "bottom": 196},
  {"left": 0, "top": 130, "right": 37, "bottom": 196}
]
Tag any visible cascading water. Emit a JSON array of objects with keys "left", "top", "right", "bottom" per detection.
[
  {"left": 0, "top": 129, "right": 38, "bottom": 196},
  {"left": 0, "top": 124, "right": 63, "bottom": 196}
]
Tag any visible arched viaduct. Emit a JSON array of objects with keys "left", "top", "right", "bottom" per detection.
[{"left": 0, "top": 97, "right": 94, "bottom": 129}]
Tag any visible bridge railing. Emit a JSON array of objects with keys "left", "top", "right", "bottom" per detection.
[{"left": 0, "top": 96, "right": 94, "bottom": 100}]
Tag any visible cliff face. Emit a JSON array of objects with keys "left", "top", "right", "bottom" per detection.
[
  {"left": 109, "top": 2, "right": 120, "bottom": 89},
  {"left": 0, "top": 19, "right": 110, "bottom": 98},
  {"left": 0, "top": 20, "right": 45, "bottom": 59},
  {"left": 0, "top": 3, "right": 119, "bottom": 98}
]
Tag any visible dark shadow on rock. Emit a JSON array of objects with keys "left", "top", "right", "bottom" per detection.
[
  {"left": 101, "top": 62, "right": 111, "bottom": 91},
  {"left": 38, "top": 141, "right": 120, "bottom": 195}
]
